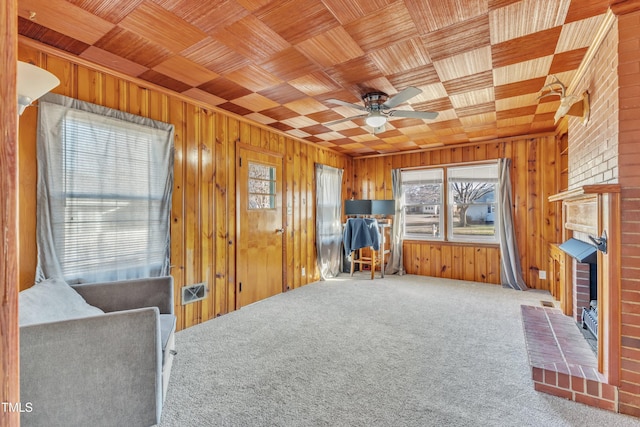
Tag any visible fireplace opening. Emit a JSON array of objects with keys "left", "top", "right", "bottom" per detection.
[
  {"left": 559, "top": 238, "right": 598, "bottom": 354},
  {"left": 581, "top": 262, "right": 597, "bottom": 340}
]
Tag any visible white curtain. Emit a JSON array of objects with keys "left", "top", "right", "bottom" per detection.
[
  {"left": 36, "top": 93, "right": 174, "bottom": 284},
  {"left": 498, "top": 158, "right": 527, "bottom": 290},
  {"left": 315, "top": 164, "right": 344, "bottom": 279},
  {"left": 385, "top": 169, "right": 405, "bottom": 275}
]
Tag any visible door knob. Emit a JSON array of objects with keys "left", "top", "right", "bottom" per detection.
[{"left": 276, "top": 228, "right": 284, "bottom": 234}]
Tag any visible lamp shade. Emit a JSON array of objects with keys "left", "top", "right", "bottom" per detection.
[
  {"left": 17, "top": 61, "right": 60, "bottom": 115},
  {"left": 365, "top": 113, "right": 387, "bottom": 128}
]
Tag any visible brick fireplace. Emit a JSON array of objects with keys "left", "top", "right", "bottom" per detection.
[{"left": 523, "top": 184, "right": 621, "bottom": 412}]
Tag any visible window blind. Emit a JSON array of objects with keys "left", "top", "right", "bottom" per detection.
[{"left": 36, "top": 94, "right": 174, "bottom": 284}]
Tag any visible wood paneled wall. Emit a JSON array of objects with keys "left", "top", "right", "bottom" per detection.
[
  {"left": 352, "top": 137, "right": 562, "bottom": 290},
  {"left": 17, "top": 41, "right": 352, "bottom": 331},
  {"left": 2, "top": 1, "right": 20, "bottom": 425}
]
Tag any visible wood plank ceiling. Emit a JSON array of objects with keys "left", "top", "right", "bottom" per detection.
[{"left": 17, "top": 0, "right": 608, "bottom": 156}]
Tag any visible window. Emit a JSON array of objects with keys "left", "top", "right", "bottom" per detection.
[
  {"left": 36, "top": 94, "right": 174, "bottom": 283},
  {"left": 401, "top": 162, "right": 498, "bottom": 243},
  {"left": 248, "top": 162, "right": 276, "bottom": 209},
  {"left": 447, "top": 164, "right": 498, "bottom": 242},
  {"left": 402, "top": 168, "right": 444, "bottom": 240}
]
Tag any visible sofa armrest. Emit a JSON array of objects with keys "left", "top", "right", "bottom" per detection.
[
  {"left": 72, "top": 276, "right": 174, "bottom": 314},
  {"left": 20, "top": 307, "right": 162, "bottom": 427}
]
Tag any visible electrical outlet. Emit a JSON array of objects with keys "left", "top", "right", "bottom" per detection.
[
  {"left": 539, "top": 270, "right": 547, "bottom": 280},
  {"left": 301, "top": 267, "right": 306, "bottom": 277}
]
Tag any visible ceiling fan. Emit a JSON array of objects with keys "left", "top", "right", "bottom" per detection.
[{"left": 325, "top": 86, "right": 438, "bottom": 133}]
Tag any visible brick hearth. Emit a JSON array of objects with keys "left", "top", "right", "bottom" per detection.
[{"left": 521, "top": 305, "right": 618, "bottom": 412}]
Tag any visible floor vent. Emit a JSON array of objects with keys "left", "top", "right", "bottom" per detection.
[
  {"left": 182, "top": 282, "right": 208, "bottom": 305},
  {"left": 541, "top": 300, "right": 554, "bottom": 308}
]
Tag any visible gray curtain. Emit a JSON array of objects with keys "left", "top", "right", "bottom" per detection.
[
  {"left": 498, "top": 158, "right": 527, "bottom": 290},
  {"left": 385, "top": 169, "right": 405, "bottom": 275},
  {"left": 36, "top": 93, "right": 174, "bottom": 284},
  {"left": 315, "top": 164, "right": 344, "bottom": 279}
]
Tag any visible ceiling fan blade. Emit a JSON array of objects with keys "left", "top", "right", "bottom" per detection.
[
  {"left": 325, "top": 114, "right": 368, "bottom": 127},
  {"left": 388, "top": 110, "right": 439, "bottom": 120},
  {"left": 382, "top": 86, "right": 422, "bottom": 109},
  {"left": 326, "top": 98, "right": 367, "bottom": 112}
]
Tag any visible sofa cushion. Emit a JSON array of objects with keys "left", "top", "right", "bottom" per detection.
[
  {"left": 159, "top": 314, "right": 176, "bottom": 352},
  {"left": 19, "top": 277, "right": 105, "bottom": 326}
]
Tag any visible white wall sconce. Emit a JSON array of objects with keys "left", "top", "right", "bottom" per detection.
[
  {"left": 538, "top": 76, "right": 590, "bottom": 124},
  {"left": 17, "top": 61, "right": 60, "bottom": 115}
]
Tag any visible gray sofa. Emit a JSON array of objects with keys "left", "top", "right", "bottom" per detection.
[{"left": 19, "top": 276, "right": 177, "bottom": 427}]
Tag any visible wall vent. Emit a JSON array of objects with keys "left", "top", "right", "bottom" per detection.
[{"left": 182, "top": 282, "right": 208, "bottom": 305}]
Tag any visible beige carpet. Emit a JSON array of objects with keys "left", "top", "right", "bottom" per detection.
[{"left": 159, "top": 274, "right": 640, "bottom": 427}]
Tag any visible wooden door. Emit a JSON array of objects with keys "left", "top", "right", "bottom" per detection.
[{"left": 237, "top": 145, "right": 284, "bottom": 307}]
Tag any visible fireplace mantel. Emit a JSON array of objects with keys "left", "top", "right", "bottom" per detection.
[
  {"left": 549, "top": 184, "right": 620, "bottom": 237},
  {"left": 549, "top": 184, "right": 621, "bottom": 202}
]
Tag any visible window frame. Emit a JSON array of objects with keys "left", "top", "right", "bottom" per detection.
[{"left": 400, "top": 161, "right": 499, "bottom": 244}]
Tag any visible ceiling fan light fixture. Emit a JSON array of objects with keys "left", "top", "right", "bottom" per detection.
[{"left": 365, "top": 114, "right": 387, "bottom": 128}]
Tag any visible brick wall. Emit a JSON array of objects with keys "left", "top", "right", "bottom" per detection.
[
  {"left": 567, "top": 7, "right": 640, "bottom": 417},
  {"left": 616, "top": 9, "right": 640, "bottom": 418},
  {"left": 569, "top": 19, "right": 619, "bottom": 188}
]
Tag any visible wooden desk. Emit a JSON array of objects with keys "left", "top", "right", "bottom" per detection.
[{"left": 349, "top": 222, "right": 391, "bottom": 279}]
